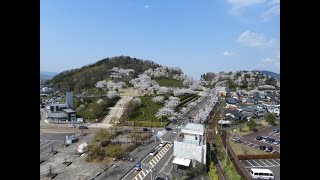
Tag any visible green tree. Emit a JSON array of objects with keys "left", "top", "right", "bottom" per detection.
[
  {"left": 265, "top": 113, "right": 276, "bottom": 124},
  {"left": 93, "top": 130, "right": 113, "bottom": 147},
  {"left": 247, "top": 119, "right": 257, "bottom": 130},
  {"left": 106, "top": 144, "right": 125, "bottom": 159},
  {"left": 265, "top": 77, "right": 277, "bottom": 86}
]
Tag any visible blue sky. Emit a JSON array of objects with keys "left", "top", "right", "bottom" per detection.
[{"left": 40, "top": 0, "right": 279, "bottom": 78}]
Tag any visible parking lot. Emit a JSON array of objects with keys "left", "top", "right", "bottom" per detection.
[
  {"left": 40, "top": 133, "right": 72, "bottom": 153},
  {"left": 40, "top": 132, "right": 107, "bottom": 180},
  {"left": 241, "top": 159, "right": 280, "bottom": 180},
  {"left": 241, "top": 125, "right": 280, "bottom": 153}
]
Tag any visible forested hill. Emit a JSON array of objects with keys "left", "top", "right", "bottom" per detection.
[{"left": 46, "top": 56, "right": 161, "bottom": 92}]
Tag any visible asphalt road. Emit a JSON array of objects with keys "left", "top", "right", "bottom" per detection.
[{"left": 122, "top": 144, "right": 174, "bottom": 180}]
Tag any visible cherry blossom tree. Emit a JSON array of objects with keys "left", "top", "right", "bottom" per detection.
[
  {"left": 152, "top": 96, "right": 165, "bottom": 104},
  {"left": 107, "top": 91, "right": 119, "bottom": 99},
  {"left": 95, "top": 80, "right": 107, "bottom": 88}
]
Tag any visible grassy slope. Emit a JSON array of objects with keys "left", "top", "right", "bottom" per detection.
[
  {"left": 128, "top": 96, "right": 168, "bottom": 127},
  {"left": 153, "top": 77, "right": 183, "bottom": 88}
]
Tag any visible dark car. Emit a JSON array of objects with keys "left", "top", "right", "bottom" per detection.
[
  {"left": 251, "top": 128, "right": 258, "bottom": 132},
  {"left": 265, "top": 146, "right": 273, "bottom": 152},
  {"left": 259, "top": 145, "right": 266, "bottom": 150},
  {"left": 79, "top": 126, "right": 88, "bottom": 129},
  {"left": 165, "top": 127, "right": 172, "bottom": 131},
  {"left": 273, "top": 129, "right": 280, "bottom": 133},
  {"left": 135, "top": 162, "right": 142, "bottom": 171},
  {"left": 143, "top": 128, "right": 149, "bottom": 131},
  {"left": 266, "top": 138, "right": 275, "bottom": 143},
  {"left": 256, "top": 136, "right": 262, "bottom": 141}
]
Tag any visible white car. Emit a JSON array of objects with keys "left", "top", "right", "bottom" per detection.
[
  {"left": 159, "top": 141, "right": 167, "bottom": 147},
  {"left": 68, "top": 124, "right": 76, "bottom": 128}
]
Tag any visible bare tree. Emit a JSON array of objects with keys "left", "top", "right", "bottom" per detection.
[
  {"left": 241, "top": 145, "right": 249, "bottom": 154},
  {"left": 111, "top": 116, "right": 122, "bottom": 135}
]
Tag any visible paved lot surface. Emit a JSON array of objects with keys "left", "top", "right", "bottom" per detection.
[
  {"left": 40, "top": 133, "right": 72, "bottom": 153},
  {"left": 241, "top": 124, "right": 280, "bottom": 153},
  {"left": 40, "top": 132, "right": 107, "bottom": 180},
  {"left": 241, "top": 158, "right": 280, "bottom": 180}
]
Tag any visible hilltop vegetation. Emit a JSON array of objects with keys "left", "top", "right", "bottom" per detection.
[
  {"left": 201, "top": 70, "right": 280, "bottom": 91},
  {"left": 46, "top": 56, "right": 161, "bottom": 93},
  {"left": 153, "top": 77, "right": 183, "bottom": 88}
]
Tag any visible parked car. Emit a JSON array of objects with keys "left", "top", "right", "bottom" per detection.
[
  {"left": 251, "top": 128, "right": 258, "bottom": 132},
  {"left": 259, "top": 145, "right": 266, "bottom": 150},
  {"left": 256, "top": 136, "right": 262, "bottom": 141},
  {"left": 232, "top": 136, "right": 242, "bottom": 143},
  {"left": 135, "top": 162, "right": 142, "bottom": 171},
  {"left": 165, "top": 127, "right": 172, "bottom": 131},
  {"left": 149, "top": 149, "right": 157, "bottom": 156},
  {"left": 69, "top": 124, "right": 76, "bottom": 128},
  {"left": 265, "top": 146, "right": 273, "bottom": 152},
  {"left": 159, "top": 141, "right": 167, "bottom": 147},
  {"left": 266, "top": 138, "right": 275, "bottom": 143},
  {"left": 143, "top": 128, "right": 149, "bottom": 131},
  {"left": 273, "top": 129, "right": 280, "bottom": 133},
  {"left": 79, "top": 126, "right": 88, "bottom": 129},
  {"left": 70, "top": 136, "right": 78, "bottom": 143},
  {"left": 273, "top": 140, "right": 280, "bottom": 145},
  {"left": 261, "top": 136, "right": 269, "bottom": 142}
]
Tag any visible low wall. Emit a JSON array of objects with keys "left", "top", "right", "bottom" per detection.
[
  {"left": 238, "top": 153, "right": 280, "bottom": 160},
  {"left": 220, "top": 130, "right": 253, "bottom": 180}
]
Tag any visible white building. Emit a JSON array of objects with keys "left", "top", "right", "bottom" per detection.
[{"left": 173, "top": 123, "right": 206, "bottom": 167}]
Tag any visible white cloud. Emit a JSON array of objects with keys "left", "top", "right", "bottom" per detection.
[
  {"left": 144, "top": 4, "right": 151, "bottom": 9},
  {"left": 223, "top": 51, "right": 234, "bottom": 56},
  {"left": 261, "top": 4, "right": 280, "bottom": 21},
  {"left": 227, "top": 0, "right": 265, "bottom": 9},
  {"left": 267, "top": 0, "right": 279, "bottom": 6},
  {"left": 257, "top": 55, "right": 280, "bottom": 69},
  {"left": 237, "top": 30, "right": 276, "bottom": 48},
  {"left": 226, "top": 0, "right": 265, "bottom": 14}
]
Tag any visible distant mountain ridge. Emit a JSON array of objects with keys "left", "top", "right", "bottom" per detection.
[
  {"left": 258, "top": 70, "right": 280, "bottom": 80},
  {"left": 40, "top": 71, "right": 58, "bottom": 79}
]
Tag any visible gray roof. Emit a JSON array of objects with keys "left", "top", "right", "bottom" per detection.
[
  {"left": 63, "top": 109, "right": 75, "bottom": 113},
  {"left": 47, "top": 111, "right": 68, "bottom": 118},
  {"left": 50, "top": 103, "right": 68, "bottom": 107},
  {"left": 183, "top": 123, "right": 204, "bottom": 133}
]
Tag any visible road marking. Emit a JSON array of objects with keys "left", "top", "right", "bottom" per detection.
[
  {"left": 149, "top": 161, "right": 154, "bottom": 167},
  {"left": 264, "top": 159, "right": 275, "bottom": 166},
  {"left": 152, "top": 159, "right": 157, "bottom": 164},
  {"left": 40, "top": 141, "right": 56, "bottom": 149},
  {"left": 40, "top": 140, "right": 49, "bottom": 146},
  {"left": 252, "top": 160, "right": 261, "bottom": 166},
  {"left": 154, "top": 156, "right": 159, "bottom": 161},
  {"left": 142, "top": 170, "right": 146, "bottom": 176},
  {"left": 138, "top": 173, "right": 142, "bottom": 179},
  {"left": 157, "top": 153, "right": 162, "bottom": 159},
  {"left": 72, "top": 176, "right": 80, "bottom": 180},
  {"left": 245, "top": 160, "right": 255, "bottom": 167},
  {"left": 270, "top": 159, "right": 280, "bottom": 165},
  {"left": 159, "top": 151, "right": 165, "bottom": 156},
  {"left": 258, "top": 159, "right": 268, "bottom": 166},
  {"left": 246, "top": 165, "right": 280, "bottom": 168}
]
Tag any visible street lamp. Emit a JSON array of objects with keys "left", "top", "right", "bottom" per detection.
[{"left": 143, "top": 163, "right": 156, "bottom": 180}]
